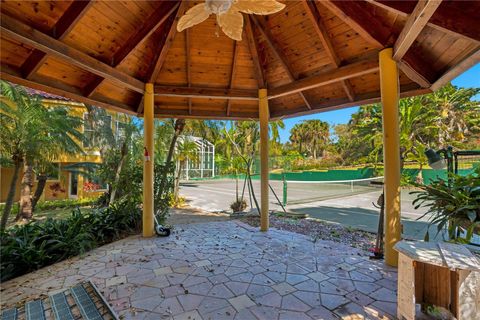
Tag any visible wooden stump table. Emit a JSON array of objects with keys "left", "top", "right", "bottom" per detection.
[{"left": 394, "top": 241, "right": 480, "bottom": 320}]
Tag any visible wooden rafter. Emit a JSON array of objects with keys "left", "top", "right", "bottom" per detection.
[
  {"left": 367, "top": 0, "right": 480, "bottom": 43},
  {"left": 431, "top": 47, "right": 480, "bottom": 91},
  {"left": 84, "top": 1, "right": 180, "bottom": 98},
  {"left": 1, "top": 64, "right": 136, "bottom": 115},
  {"left": 302, "top": 0, "right": 355, "bottom": 101},
  {"left": 393, "top": 0, "right": 442, "bottom": 61},
  {"left": 251, "top": 16, "right": 312, "bottom": 109},
  {"left": 147, "top": 1, "right": 187, "bottom": 84},
  {"left": 268, "top": 59, "right": 379, "bottom": 99},
  {"left": 321, "top": 0, "right": 436, "bottom": 88},
  {"left": 137, "top": 1, "right": 185, "bottom": 113},
  {"left": 226, "top": 41, "right": 239, "bottom": 116},
  {"left": 21, "top": 1, "right": 93, "bottom": 79},
  {"left": 1, "top": 13, "right": 143, "bottom": 93},
  {"left": 153, "top": 85, "right": 258, "bottom": 100},
  {"left": 321, "top": 0, "right": 391, "bottom": 48},
  {"left": 244, "top": 16, "right": 266, "bottom": 89}
]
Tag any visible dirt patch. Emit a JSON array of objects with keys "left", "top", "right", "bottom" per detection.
[
  {"left": 240, "top": 215, "right": 377, "bottom": 252},
  {"left": 167, "top": 206, "right": 231, "bottom": 225}
]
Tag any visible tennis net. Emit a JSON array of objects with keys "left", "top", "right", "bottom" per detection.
[{"left": 283, "top": 176, "right": 384, "bottom": 205}]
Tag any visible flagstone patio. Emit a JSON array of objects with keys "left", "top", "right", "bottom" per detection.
[{"left": 0, "top": 220, "right": 398, "bottom": 319}]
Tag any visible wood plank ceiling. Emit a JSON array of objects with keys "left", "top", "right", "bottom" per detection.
[{"left": 1, "top": 0, "right": 479, "bottom": 120}]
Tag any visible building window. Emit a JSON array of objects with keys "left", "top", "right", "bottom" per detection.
[
  {"left": 83, "top": 113, "right": 111, "bottom": 148},
  {"left": 84, "top": 176, "right": 108, "bottom": 192},
  {"left": 115, "top": 120, "right": 127, "bottom": 141}
]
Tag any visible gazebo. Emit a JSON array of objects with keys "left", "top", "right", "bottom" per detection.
[{"left": 1, "top": 0, "right": 479, "bottom": 267}]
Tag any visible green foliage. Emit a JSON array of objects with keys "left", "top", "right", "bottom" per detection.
[
  {"left": 412, "top": 167, "right": 480, "bottom": 242},
  {"left": 0, "top": 198, "right": 97, "bottom": 217},
  {"left": 0, "top": 197, "right": 141, "bottom": 282},
  {"left": 230, "top": 199, "right": 247, "bottom": 212},
  {"left": 154, "top": 161, "right": 175, "bottom": 225}
]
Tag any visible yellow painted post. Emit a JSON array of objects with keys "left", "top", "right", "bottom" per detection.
[
  {"left": 259, "top": 88, "right": 269, "bottom": 232},
  {"left": 143, "top": 83, "right": 155, "bottom": 237},
  {"left": 379, "top": 48, "right": 401, "bottom": 267}
]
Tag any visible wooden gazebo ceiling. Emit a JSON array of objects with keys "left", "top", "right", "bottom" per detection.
[{"left": 1, "top": 1, "right": 479, "bottom": 120}]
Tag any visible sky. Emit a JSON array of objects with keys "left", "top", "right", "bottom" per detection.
[{"left": 278, "top": 63, "right": 480, "bottom": 143}]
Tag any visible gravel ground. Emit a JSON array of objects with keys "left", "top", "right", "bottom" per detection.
[{"left": 240, "top": 214, "right": 377, "bottom": 252}]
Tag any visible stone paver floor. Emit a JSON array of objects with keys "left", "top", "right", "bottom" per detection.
[{"left": 0, "top": 221, "right": 398, "bottom": 319}]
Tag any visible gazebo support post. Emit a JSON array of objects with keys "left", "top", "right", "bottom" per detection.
[
  {"left": 379, "top": 48, "right": 401, "bottom": 266},
  {"left": 259, "top": 88, "right": 269, "bottom": 232},
  {"left": 143, "top": 83, "right": 155, "bottom": 237}
]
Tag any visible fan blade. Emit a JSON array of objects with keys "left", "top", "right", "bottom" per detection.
[
  {"left": 177, "top": 3, "right": 211, "bottom": 32},
  {"left": 232, "top": 0, "right": 285, "bottom": 15},
  {"left": 217, "top": 10, "right": 243, "bottom": 41}
]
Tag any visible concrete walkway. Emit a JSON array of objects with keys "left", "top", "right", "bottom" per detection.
[{"left": 1, "top": 220, "right": 398, "bottom": 319}]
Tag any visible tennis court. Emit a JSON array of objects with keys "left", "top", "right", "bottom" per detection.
[{"left": 179, "top": 178, "right": 432, "bottom": 240}]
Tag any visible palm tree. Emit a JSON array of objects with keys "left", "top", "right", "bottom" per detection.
[
  {"left": 421, "top": 84, "right": 480, "bottom": 147},
  {"left": 289, "top": 120, "right": 329, "bottom": 158},
  {"left": 173, "top": 139, "right": 198, "bottom": 202},
  {"left": 0, "top": 82, "right": 84, "bottom": 228}
]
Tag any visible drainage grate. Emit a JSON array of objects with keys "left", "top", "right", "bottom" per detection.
[
  {"left": 71, "top": 284, "right": 103, "bottom": 320},
  {"left": 1, "top": 308, "right": 18, "bottom": 320},
  {"left": 25, "top": 300, "right": 45, "bottom": 320},
  {"left": 49, "top": 292, "right": 74, "bottom": 320}
]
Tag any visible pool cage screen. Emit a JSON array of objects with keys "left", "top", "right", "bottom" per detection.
[{"left": 180, "top": 136, "right": 215, "bottom": 180}]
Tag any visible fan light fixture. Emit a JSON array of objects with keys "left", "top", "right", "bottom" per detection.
[{"left": 177, "top": 0, "right": 286, "bottom": 41}]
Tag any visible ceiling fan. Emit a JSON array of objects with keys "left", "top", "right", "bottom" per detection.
[{"left": 177, "top": 0, "right": 286, "bottom": 41}]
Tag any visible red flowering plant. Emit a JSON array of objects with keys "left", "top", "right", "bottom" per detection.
[{"left": 83, "top": 181, "right": 100, "bottom": 192}]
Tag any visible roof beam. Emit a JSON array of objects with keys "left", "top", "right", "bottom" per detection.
[
  {"left": 321, "top": 1, "right": 437, "bottom": 88},
  {"left": 251, "top": 16, "right": 312, "bottom": 110},
  {"left": 302, "top": 0, "right": 355, "bottom": 101},
  {"left": 154, "top": 109, "right": 258, "bottom": 120},
  {"left": 146, "top": 1, "right": 187, "bottom": 84},
  {"left": 1, "top": 13, "right": 144, "bottom": 93},
  {"left": 85, "top": 1, "right": 179, "bottom": 97},
  {"left": 268, "top": 59, "right": 379, "bottom": 100},
  {"left": 320, "top": 0, "right": 391, "bottom": 48},
  {"left": 0, "top": 64, "right": 136, "bottom": 115},
  {"left": 271, "top": 83, "right": 431, "bottom": 119},
  {"left": 367, "top": 0, "right": 480, "bottom": 42},
  {"left": 21, "top": 1, "right": 93, "bottom": 79},
  {"left": 393, "top": 0, "right": 442, "bottom": 61},
  {"left": 137, "top": 2, "right": 186, "bottom": 113},
  {"left": 226, "top": 41, "right": 239, "bottom": 116},
  {"left": 244, "top": 16, "right": 267, "bottom": 89},
  {"left": 431, "top": 47, "right": 480, "bottom": 91},
  {"left": 154, "top": 85, "right": 258, "bottom": 100}
]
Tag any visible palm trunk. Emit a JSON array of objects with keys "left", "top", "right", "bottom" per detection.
[
  {"left": 1, "top": 158, "right": 22, "bottom": 231},
  {"left": 174, "top": 160, "right": 183, "bottom": 203},
  {"left": 159, "top": 119, "right": 185, "bottom": 197},
  {"left": 109, "top": 141, "right": 128, "bottom": 204},
  {"left": 17, "top": 158, "right": 34, "bottom": 221},
  {"left": 31, "top": 174, "right": 47, "bottom": 212}
]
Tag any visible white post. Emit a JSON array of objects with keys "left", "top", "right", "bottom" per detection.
[{"left": 212, "top": 143, "right": 215, "bottom": 178}]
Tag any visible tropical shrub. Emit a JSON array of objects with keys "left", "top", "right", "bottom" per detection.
[
  {"left": 0, "top": 197, "right": 141, "bottom": 282},
  {"left": 230, "top": 199, "right": 247, "bottom": 213},
  {"left": 0, "top": 198, "right": 98, "bottom": 217},
  {"left": 412, "top": 167, "right": 480, "bottom": 242}
]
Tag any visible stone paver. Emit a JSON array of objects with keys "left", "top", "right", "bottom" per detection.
[{"left": 0, "top": 220, "right": 398, "bottom": 319}]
